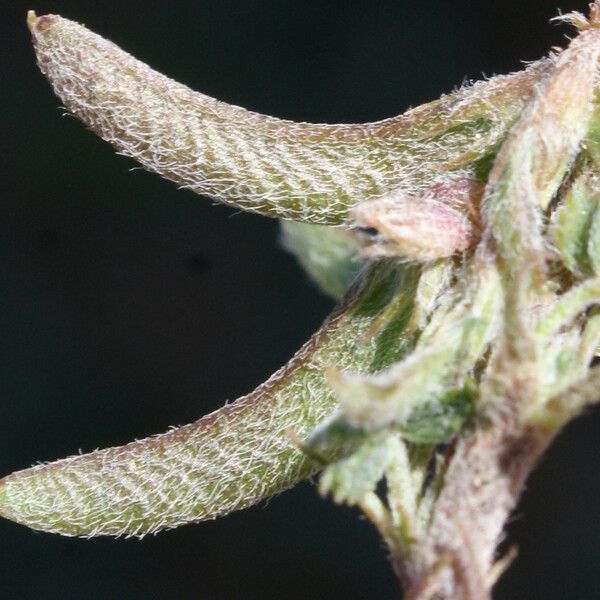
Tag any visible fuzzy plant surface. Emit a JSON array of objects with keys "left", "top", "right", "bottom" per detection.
[{"left": 4, "top": 4, "right": 600, "bottom": 599}]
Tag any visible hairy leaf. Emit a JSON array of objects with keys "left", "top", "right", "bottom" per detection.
[
  {"left": 29, "top": 13, "right": 550, "bottom": 224},
  {"left": 0, "top": 263, "right": 417, "bottom": 537},
  {"left": 552, "top": 170, "right": 600, "bottom": 277}
]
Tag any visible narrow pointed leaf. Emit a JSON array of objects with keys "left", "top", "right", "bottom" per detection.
[
  {"left": 0, "top": 262, "right": 417, "bottom": 537},
  {"left": 29, "top": 13, "right": 550, "bottom": 224},
  {"left": 552, "top": 170, "right": 600, "bottom": 277}
]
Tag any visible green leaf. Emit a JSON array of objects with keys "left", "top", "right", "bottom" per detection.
[
  {"left": 30, "top": 13, "right": 550, "bottom": 224},
  {"left": 302, "top": 416, "right": 368, "bottom": 464},
  {"left": 401, "top": 383, "right": 477, "bottom": 444},
  {"left": 332, "top": 261, "right": 501, "bottom": 429},
  {"left": 319, "top": 434, "right": 392, "bottom": 506},
  {"left": 280, "top": 221, "right": 363, "bottom": 299},
  {"left": 552, "top": 172, "right": 600, "bottom": 277},
  {"left": 0, "top": 262, "right": 418, "bottom": 537}
]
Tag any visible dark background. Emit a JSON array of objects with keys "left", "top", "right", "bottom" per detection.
[{"left": 1, "top": 1, "right": 599, "bottom": 598}]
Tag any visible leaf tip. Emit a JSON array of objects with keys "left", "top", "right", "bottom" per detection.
[
  {"left": 26, "top": 10, "right": 37, "bottom": 31},
  {"left": 27, "top": 10, "right": 55, "bottom": 33}
]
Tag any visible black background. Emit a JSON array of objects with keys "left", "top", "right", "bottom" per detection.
[{"left": 1, "top": 1, "right": 599, "bottom": 598}]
